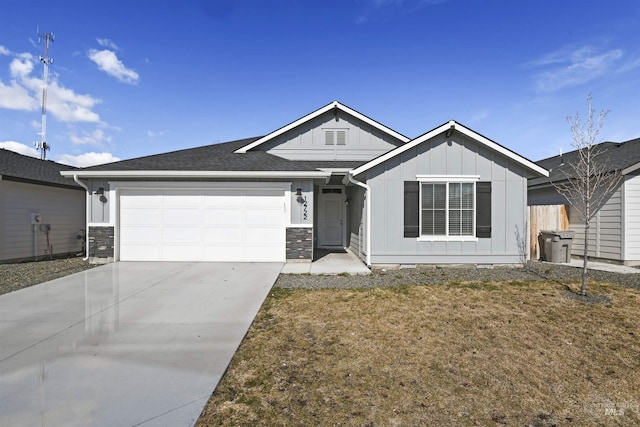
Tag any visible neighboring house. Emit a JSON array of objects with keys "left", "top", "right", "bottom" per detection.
[
  {"left": 61, "top": 101, "right": 548, "bottom": 265},
  {"left": 0, "top": 149, "right": 85, "bottom": 263},
  {"left": 529, "top": 138, "right": 640, "bottom": 265}
]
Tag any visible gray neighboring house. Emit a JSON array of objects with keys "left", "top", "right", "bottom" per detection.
[
  {"left": 529, "top": 138, "right": 640, "bottom": 265},
  {"left": 0, "top": 149, "right": 85, "bottom": 263},
  {"left": 61, "top": 101, "right": 548, "bottom": 265}
]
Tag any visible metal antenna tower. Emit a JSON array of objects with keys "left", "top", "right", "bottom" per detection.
[{"left": 35, "top": 31, "right": 54, "bottom": 160}]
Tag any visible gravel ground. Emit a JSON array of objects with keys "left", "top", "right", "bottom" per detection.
[
  {"left": 276, "top": 261, "right": 640, "bottom": 292},
  {"left": 0, "top": 257, "right": 97, "bottom": 296},
  {"left": 1, "top": 258, "right": 637, "bottom": 298}
]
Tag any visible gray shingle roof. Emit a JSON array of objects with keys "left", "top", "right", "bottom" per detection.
[
  {"left": 82, "top": 138, "right": 307, "bottom": 172},
  {"left": 529, "top": 137, "right": 640, "bottom": 187},
  {"left": 0, "top": 149, "right": 81, "bottom": 189},
  {"left": 78, "top": 137, "right": 365, "bottom": 172}
]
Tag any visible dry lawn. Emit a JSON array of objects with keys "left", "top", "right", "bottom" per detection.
[{"left": 198, "top": 280, "right": 640, "bottom": 426}]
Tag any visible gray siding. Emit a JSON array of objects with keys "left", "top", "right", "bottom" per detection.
[
  {"left": 0, "top": 181, "right": 85, "bottom": 261},
  {"left": 529, "top": 184, "right": 624, "bottom": 261},
  {"left": 366, "top": 133, "right": 528, "bottom": 264},
  {"left": 624, "top": 173, "right": 640, "bottom": 261},
  {"left": 89, "top": 179, "right": 110, "bottom": 223},
  {"left": 263, "top": 109, "right": 404, "bottom": 161},
  {"left": 346, "top": 185, "right": 366, "bottom": 261},
  {"left": 289, "top": 179, "right": 313, "bottom": 225}
]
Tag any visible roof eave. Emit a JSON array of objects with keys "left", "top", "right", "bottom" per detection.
[{"left": 60, "top": 170, "right": 332, "bottom": 179}]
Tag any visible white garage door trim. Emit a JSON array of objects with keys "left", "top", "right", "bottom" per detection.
[{"left": 114, "top": 182, "right": 290, "bottom": 262}]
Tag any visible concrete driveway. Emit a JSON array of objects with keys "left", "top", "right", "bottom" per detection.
[{"left": 0, "top": 261, "right": 282, "bottom": 426}]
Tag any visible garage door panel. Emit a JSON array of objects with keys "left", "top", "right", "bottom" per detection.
[
  {"left": 163, "top": 208, "right": 203, "bottom": 225},
  {"left": 204, "top": 227, "right": 243, "bottom": 243},
  {"left": 162, "top": 246, "right": 204, "bottom": 261},
  {"left": 204, "top": 208, "right": 244, "bottom": 225},
  {"left": 120, "top": 226, "right": 162, "bottom": 243},
  {"left": 119, "top": 187, "right": 286, "bottom": 262},
  {"left": 162, "top": 194, "right": 202, "bottom": 207},
  {"left": 163, "top": 227, "right": 204, "bottom": 243},
  {"left": 246, "top": 227, "right": 284, "bottom": 244},
  {"left": 120, "top": 193, "right": 162, "bottom": 208},
  {"left": 246, "top": 210, "right": 285, "bottom": 226},
  {"left": 120, "top": 209, "right": 162, "bottom": 226}
]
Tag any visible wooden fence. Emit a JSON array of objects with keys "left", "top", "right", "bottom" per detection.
[{"left": 528, "top": 205, "right": 569, "bottom": 260}]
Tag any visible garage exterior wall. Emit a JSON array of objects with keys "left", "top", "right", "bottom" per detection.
[
  {"left": 84, "top": 180, "right": 319, "bottom": 263},
  {"left": 0, "top": 180, "right": 85, "bottom": 262}
]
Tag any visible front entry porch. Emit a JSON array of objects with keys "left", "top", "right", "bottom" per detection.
[{"left": 281, "top": 248, "right": 370, "bottom": 275}]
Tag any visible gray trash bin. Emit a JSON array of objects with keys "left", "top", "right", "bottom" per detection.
[{"left": 539, "top": 230, "right": 574, "bottom": 263}]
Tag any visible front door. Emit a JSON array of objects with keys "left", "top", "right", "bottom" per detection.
[{"left": 318, "top": 188, "right": 345, "bottom": 248}]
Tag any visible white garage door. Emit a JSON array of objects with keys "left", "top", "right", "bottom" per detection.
[{"left": 119, "top": 188, "right": 286, "bottom": 262}]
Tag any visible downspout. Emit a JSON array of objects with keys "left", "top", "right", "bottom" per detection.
[
  {"left": 73, "top": 174, "right": 91, "bottom": 261},
  {"left": 346, "top": 172, "right": 371, "bottom": 267}
]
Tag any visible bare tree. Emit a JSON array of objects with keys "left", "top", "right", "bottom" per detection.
[{"left": 552, "top": 94, "right": 622, "bottom": 296}]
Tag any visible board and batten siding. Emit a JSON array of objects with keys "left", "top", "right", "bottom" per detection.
[
  {"left": 0, "top": 181, "right": 85, "bottom": 261},
  {"left": 262, "top": 109, "right": 404, "bottom": 161},
  {"left": 624, "top": 173, "right": 640, "bottom": 262},
  {"left": 529, "top": 184, "right": 624, "bottom": 262},
  {"left": 346, "top": 185, "right": 366, "bottom": 260},
  {"left": 365, "top": 133, "right": 528, "bottom": 264}
]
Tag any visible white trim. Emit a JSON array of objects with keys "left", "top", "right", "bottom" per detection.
[
  {"left": 417, "top": 236, "right": 479, "bottom": 242},
  {"left": 346, "top": 173, "right": 371, "bottom": 267},
  {"left": 622, "top": 161, "right": 640, "bottom": 175},
  {"left": 62, "top": 170, "right": 331, "bottom": 179},
  {"left": 417, "top": 175, "right": 480, "bottom": 182},
  {"left": 351, "top": 121, "right": 549, "bottom": 178},
  {"left": 108, "top": 181, "right": 291, "bottom": 191},
  {"left": 419, "top": 181, "right": 476, "bottom": 240},
  {"left": 289, "top": 223, "right": 313, "bottom": 228},
  {"left": 233, "top": 101, "right": 410, "bottom": 153}
]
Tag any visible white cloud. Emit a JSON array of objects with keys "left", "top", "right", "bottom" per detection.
[
  {"left": 70, "top": 128, "right": 111, "bottom": 145},
  {"left": 46, "top": 81, "right": 102, "bottom": 122},
  {"left": 88, "top": 49, "right": 140, "bottom": 84},
  {"left": 0, "top": 49, "right": 102, "bottom": 122},
  {"left": 470, "top": 109, "right": 489, "bottom": 124},
  {"left": 0, "top": 80, "right": 38, "bottom": 110},
  {"left": 96, "top": 38, "right": 119, "bottom": 50},
  {"left": 56, "top": 152, "right": 121, "bottom": 167},
  {"left": 0, "top": 141, "right": 40, "bottom": 157},
  {"left": 532, "top": 46, "right": 624, "bottom": 92},
  {"left": 147, "top": 130, "right": 164, "bottom": 138},
  {"left": 0, "top": 45, "right": 10, "bottom": 55}
]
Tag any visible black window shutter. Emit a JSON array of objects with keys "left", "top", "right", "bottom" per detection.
[
  {"left": 476, "top": 182, "right": 491, "bottom": 238},
  {"left": 404, "top": 181, "right": 419, "bottom": 238}
]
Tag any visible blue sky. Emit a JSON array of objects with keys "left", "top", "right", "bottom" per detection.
[{"left": 1, "top": 0, "right": 639, "bottom": 167}]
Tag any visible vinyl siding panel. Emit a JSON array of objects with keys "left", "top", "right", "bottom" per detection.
[
  {"left": 346, "top": 186, "right": 366, "bottom": 260},
  {"left": 0, "top": 181, "right": 85, "bottom": 261},
  {"left": 263, "top": 109, "right": 404, "bottom": 161},
  {"left": 624, "top": 173, "right": 640, "bottom": 261},
  {"left": 367, "top": 132, "right": 528, "bottom": 264},
  {"left": 567, "top": 186, "right": 623, "bottom": 261}
]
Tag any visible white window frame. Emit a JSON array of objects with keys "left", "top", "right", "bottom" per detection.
[{"left": 416, "top": 175, "right": 479, "bottom": 242}]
